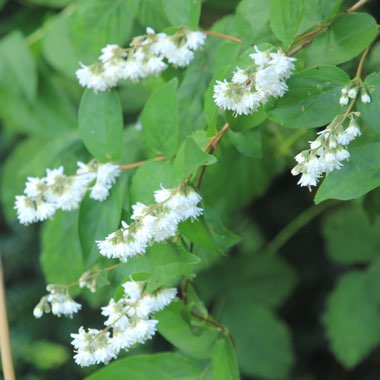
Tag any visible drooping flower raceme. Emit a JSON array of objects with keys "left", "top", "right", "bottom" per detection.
[
  {"left": 291, "top": 113, "right": 361, "bottom": 188},
  {"left": 71, "top": 280, "right": 177, "bottom": 367},
  {"left": 33, "top": 285, "right": 81, "bottom": 319},
  {"left": 339, "top": 84, "right": 371, "bottom": 106},
  {"left": 76, "top": 27, "right": 206, "bottom": 92},
  {"left": 213, "top": 46, "right": 296, "bottom": 116},
  {"left": 15, "top": 160, "right": 120, "bottom": 225},
  {"left": 97, "top": 186, "right": 203, "bottom": 262}
]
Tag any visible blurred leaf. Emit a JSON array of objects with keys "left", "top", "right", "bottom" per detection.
[
  {"left": 302, "top": 13, "right": 378, "bottom": 67},
  {"left": 130, "top": 160, "right": 173, "bottom": 205},
  {"left": 221, "top": 302, "right": 294, "bottom": 378},
  {"left": 78, "top": 178, "right": 127, "bottom": 267},
  {"left": 323, "top": 271, "right": 380, "bottom": 368},
  {"left": 41, "top": 211, "right": 84, "bottom": 283},
  {"left": 162, "top": 0, "right": 201, "bottom": 28},
  {"left": 172, "top": 137, "right": 217, "bottom": 185},
  {"left": 26, "top": 0, "right": 71, "bottom": 6},
  {"left": 268, "top": 66, "right": 350, "bottom": 128},
  {"left": 42, "top": 14, "right": 79, "bottom": 77},
  {"left": 156, "top": 301, "right": 220, "bottom": 359},
  {"left": 228, "top": 129, "right": 262, "bottom": 158},
  {"left": 357, "top": 72, "right": 380, "bottom": 133},
  {"left": 146, "top": 243, "right": 200, "bottom": 292},
  {"left": 322, "top": 205, "right": 380, "bottom": 264},
  {"left": 211, "top": 337, "right": 240, "bottom": 380},
  {"left": 270, "top": 0, "right": 304, "bottom": 47},
  {"left": 236, "top": 0, "right": 271, "bottom": 45},
  {"left": 315, "top": 143, "right": 380, "bottom": 203},
  {"left": 86, "top": 352, "right": 203, "bottom": 380},
  {"left": 69, "top": 0, "right": 136, "bottom": 62},
  {"left": 0, "top": 31, "right": 37, "bottom": 102},
  {"left": 25, "top": 341, "right": 69, "bottom": 370},
  {"left": 141, "top": 79, "right": 179, "bottom": 158},
  {"left": 78, "top": 90, "right": 124, "bottom": 161}
]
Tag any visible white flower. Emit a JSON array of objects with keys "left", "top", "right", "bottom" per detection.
[
  {"left": 297, "top": 173, "right": 318, "bottom": 187},
  {"left": 101, "top": 299, "right": 130, "bottom": 329},
  {"left": 71, "top": 328, "right": 117, "bottom": 367},
  {"left": 339, "top": 95, "right": 349, "bottom": 106},
  {"left": 15, "top": 195, "right": 38, "bottom": 225},
  {"left": 122, "top": 281, "right": 142, "bottom": 303},
  {"left": 47, "top": 292, "right": 82, "bottom": 318},
  {"left": 76, "top": 64, "right": 111, "bottom": 92},
  {"left": 151, "top": 288, "right": 177, "bottom": 312},
  {"left": 348, "top": 87, "right": 358, "bottom": 99},
  {"left": 166, "top": 45, "right": 194, "bottom": 68},
  {"left": 90, "top": 163, "right": 120, "bottom": 201},
  {"left": 99, "top": 44, "right": 126, "bottom": 63},
  {"left": 361, "top": 92, "right": 371, "bottom": 104},
  {"left": 24, "top": 177, "right": 46, "bottom": 197},
  {"left": 249, "top": 47, "right": 270, "bottom": 67},
  {"left": 185, "top": 31, "right": 206, "bottom": 50},
  {"left": 124, "top": 319, "right": 158, "bottom": 345},
  {"left": 232, "top": 68, "right": 249, "bottom": 84}
]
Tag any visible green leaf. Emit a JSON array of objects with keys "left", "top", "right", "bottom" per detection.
[
  {"left": 236, "top": 0, "right": 271, "bottom": 45},
  {"left": 221, "top": 302, "right": 294, "bottom": 378},
  {"left": 357, "top": 72, "right": 380, "bottom": 132},
  {"left": 211, "top": 337, "right": 240, "bottom": 380},
  {"left": 303, "top": 13, "right": 378, "bottom": 67},
  {"left": 156, "top": 301, "right": 220, "bottom": 359},
  {"left": 86, "top": 352, "right": 203, "bottom": 380},
  {"left": 162, "top": 0, "right": 201, "bottom": 28},
  {"left": 147, "top": 243, "right": 200, "bottom": 292},
  {"left": 322, "top": 205, "right": 380, "bottom": 264},
  {"left": 198, "top": 253, "right": 297, "bottom": 308},
  {"left": 130, "top": 160, "right": 173, "bottom": 205},
  {"left": 270, "top": 0, "right": 304, "bottom": 47},
  {"left": 172, "top": 137, "right": 217, "bottom": 185},
  {"left": 268, "top": 66, "right": 350, "bottom": 128},
  {"left": 69, "top": 0, "right": 136, "bottom": 62},
  {"left": 228, "top": 129, "right": 262, "bottom": 158},
  {"left": 323, "top": 271, "right": 380, "bottom": 368},
  {"left": 42, "top": 14, "right": 79, "bottom": 78},
  {"left": 141, "top": 79, "right": 179, "bottom": 158},
  {"left": 78, "top": 178, "right": 126, "bottom": 267},
  {"left": 41, "top": 211, "right": 84, "bottom": 283},
  {"left": 0, "top": 31, "right": 37, "bottom": 102},
  {"left": 78, "top": 89, "right": 124, "bottom": 161},
  {"left": 315, "top": 143, "right": 380, "bottom": 203}
]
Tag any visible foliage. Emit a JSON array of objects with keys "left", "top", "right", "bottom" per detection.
[{"left": 1, "top": 0, "right": 380, "bottom": 379}]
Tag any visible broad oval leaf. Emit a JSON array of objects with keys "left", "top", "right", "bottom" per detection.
[
  {"left": 323, "top": 271, "right": 380, "bottom": 368},
  {"left": 78, "top": 89, "right": 124, "bottom": 161},
  {"left": 302, "top": 13, "right": 378, "bottom": 67},
  {"left": 211, "top": 337, "right": 240, "bottom": 380},
  {"left": 268, "top": 66, "right": 350, "bottom": 128},
  {"left": 141, "top": 79, "right": 179, "bottom": 158},
  {"left": 86, "top": 352, "right": 203, "bottom": 380},
  {"left": 270, "top": 0, "right": 304, "bottom": 47},
  {"left": 315, "top": 143, "right": 380, "bottom": 204},
  {"left": 41, "top": 211, "right": 84, "bottom": 284}
]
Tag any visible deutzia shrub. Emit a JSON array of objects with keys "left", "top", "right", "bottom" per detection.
[{"left": 5, "top": 1, "right": 380, "bottom": 379}]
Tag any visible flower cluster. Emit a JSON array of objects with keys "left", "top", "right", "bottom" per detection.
[
  {"left": 71, "top": 281, "right": 176, "bottom": 367},
  {"left": 33, "top": 285, "right": 81, "bottom": 319},
  {"left": 213, "top": 46, "right": 296, "bottom": 115},
  {"left": 76, "top": 27, "right": 206, "bottom": 92},
  {"left": 291, "top": 113, "right": 361, "bottom": 188},
  {"left": 339, "top": 83, "right": 371, "bottom": 106},
  {"left": 15, "top": 160, "right": 120, "bottom": 225},
  {"left": 97, "top": 186, "right": 202, "bottom": 262}
]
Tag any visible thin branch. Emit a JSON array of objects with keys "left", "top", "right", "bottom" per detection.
[
  {"left": 202, "top": 30, "right": 241, "bottom": 43},
  {"left": 0, "top": 255, "right": 15, "bottom": 380},
  {"left": 119, "top": 156, "right": 165, "bottom": 171},
  {"left": 347, "top": 0, "right": 370, "bottom": 13},
  {"left": 196, "top": 124, "right": 230, "bottom": 189},
  {"left": 265, "top": 202, "right": 334, "bottom": 255},
  {"left": 355, "top": 46, "right": 371, "bottom": 79}
]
